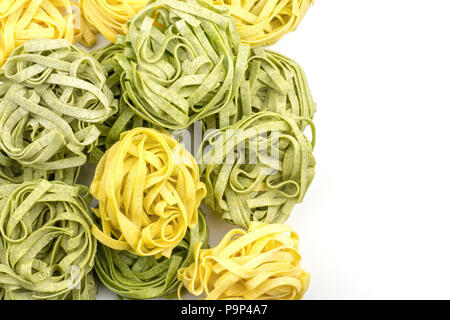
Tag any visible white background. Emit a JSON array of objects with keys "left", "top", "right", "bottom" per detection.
[{"left": 82, "top": 0, "right": 450, "bottom": 299}]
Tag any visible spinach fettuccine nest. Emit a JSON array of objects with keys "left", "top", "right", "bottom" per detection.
[
  {"left": 94, "top": 210, "right": 208, "bottom": 299},
  {"left": 111, "top": 0, "right": 249, "bottom": 129},
  {"left": 0, "top": 39, "right": 116, "bottom": 185},
  {"left": 0, "top": 0, "right": 97, "bottom": 67},
  {"left": 205, "top": 47, "right": 315, "bottom": 130},
  {"left": 177, "top": 222, "right": 310, "bottom": 300},
  {"left": 90, "top": 127, "right": 207, "bottom": 258},
  {"left": 208, "top": 0, "right": 314, "bottom": 46},
  {"left": 0, "top": 179, "right": 97, "bottom": 300},
  {"left": 200, "top": 111, "right": 315, "bottom": 229}
]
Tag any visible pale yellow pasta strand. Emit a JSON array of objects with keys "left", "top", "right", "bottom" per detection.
[
  {"left": 210, "top": 0, "right": 314, "bottom": 46},
  {"left": 90, "top": 127, "right": 207, "bottom": 258},
  {"left": 80, "top": 0, "right": 147, "bottom": 43},
  {"left": 178, "top": 222, "right": 310, "bottom": 300}
]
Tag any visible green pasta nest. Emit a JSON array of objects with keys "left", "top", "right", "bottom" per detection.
[
  {"left": 200, "top": 112, "right": 316, "bottom": 229},
  {"left": 205, "top": 48, "right": 316, "bottom": 130},
  {"left": 108, "top": 0, "right": 249, "bottom": 130},
  {"left": 0, "top": 39, "right": 117, "bottom": 184},
  {"left": 94, "top": 210, "right": 208, "bottom": 299},
  {"left": 0, "top": 180, "right": 97, "bottom": 300}
]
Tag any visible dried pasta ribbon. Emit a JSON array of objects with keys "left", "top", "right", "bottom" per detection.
[
  {"left": 80, "top": 0, "right": 147, "bottom": 43},
  {"left": 209, "top": 0, "right": 314, "bottom": 46},
  {"left": 178, "top": 222, "right": 310, "bottom": 300},
  {"left": 88, "top": 42, "right": 153, "bottom": 163},
  {"left": 94, "top": 209, "right": 208, "bottom": 299},
  {"left": 200, "top": 111, "right": 315, "bottom": 229},
  {"left": 206, "top": 47, "right": 315, "bottom": 130},
  {"left": 0, "top": 179, "right": 97, "bottom": 300},
  {"left": 114, "top": 0, "right": 249, "bottom": 129},
  {"left": 0, "top": 0, "right": 93, "bottom": 66},
  {"left": 0, "top": 150, "right": 73, "bottom": 185},
  {"left": 90, "top": 127, "right": 207, "bottom": 258},
  {"left": 72, "top": 1, "right": 98, "bottom": 47},
  {"left": 0, "top": 39, "right": 116, "bottom": 185}
]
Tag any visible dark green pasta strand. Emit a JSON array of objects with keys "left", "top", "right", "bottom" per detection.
[{"left": 94, "top": 210, "right": 208, "bottom": 299}]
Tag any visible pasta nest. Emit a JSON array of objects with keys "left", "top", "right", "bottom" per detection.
[
  {"left": 94, "top": 210, "right": 208, "bottom": 299},
  {"left": 0, "top": 0, "right": 96, "bottom": 67},
  {"left": 114, "top": 0, "right": 250, "bottom": 129},
  {"left": 178, "top": 222, "right": 310, "bottom": 300},
  {"left": 205, "top": 47, "right": 316, "bottom": 130},
  {"left": 0, "top": 180, "right": 97, "bottom": 300},
  {"left": 210, "top": 0, "right": 314, "bottom": 46},
  {"left": 80, "top": 0, "right": 147, "bottom": 43},
  {"left": 200, "top": 111, "right": 315, "bottom": 228},
  {"left": 90, "top": 127, "right": 207, "bottom": 258},
  {"left": 0, "top": 39, "right": 116, "bottom": 185}
]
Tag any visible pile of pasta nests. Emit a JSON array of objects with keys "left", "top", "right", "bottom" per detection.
[{"left": 0, "top": 0, "right": 315, "bottom": 300}]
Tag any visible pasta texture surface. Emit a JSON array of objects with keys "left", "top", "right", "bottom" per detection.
[
  {"left": 90, "top": 127, "right": 206, "bottom": 257},
  {"left": 178, "top": 222, "right": 309, "bottom": 300}
]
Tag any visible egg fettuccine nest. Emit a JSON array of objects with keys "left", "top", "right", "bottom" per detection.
[
  {"left": 178, "top": 222, "right": 310, "bottom": 300},
  {"left": 80, "top": 0, "right": 147, "bottom": 43},
  {"left": 90, "top": 127, "right": 207, "bottom": 258},
  {"left": 0, "top": 0, "right": 97, "bottom": 67},
  {"left": 209, "top": 0, "right": 314, "bottom": 46}
]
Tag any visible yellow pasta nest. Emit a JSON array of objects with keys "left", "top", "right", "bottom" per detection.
[
  {"left": 90, "top": 127, "right": 207, "bottom": 258},
  {"left": 211, "top": 0, "right": 313, "bottom": 46},
  {"left": 80, "top": 0, "right": 147, "bottom": 43},
  {"left": 178, "top": 222, "right": 310, "bottom": 300},
  {"left": 0, "top": 0, "right": 96, "bottom": 67}
]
